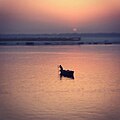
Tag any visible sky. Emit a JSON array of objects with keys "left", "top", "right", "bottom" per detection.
[{"left": 0, "top": 0, "right": 120, "bottom": 34}]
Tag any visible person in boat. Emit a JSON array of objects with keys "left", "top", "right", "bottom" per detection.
[{"left": 59, "top": 65, "right": 63, "bottom": 71}]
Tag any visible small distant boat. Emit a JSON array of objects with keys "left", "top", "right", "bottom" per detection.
[{"left": 59, "top": 65, "right": 74, "bottom": 79}]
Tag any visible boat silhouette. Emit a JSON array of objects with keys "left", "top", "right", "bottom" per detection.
[{"left": 59, "top": 65, "right": 74, "bottom": 79}]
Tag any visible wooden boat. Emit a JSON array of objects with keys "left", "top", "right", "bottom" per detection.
[{"left": 59, "top": 65, "right": 74, "bottom": 79}]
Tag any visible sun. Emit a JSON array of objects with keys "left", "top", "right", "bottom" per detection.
[{"left": 73, "top": 28, "right": 77, "bottom": 32}]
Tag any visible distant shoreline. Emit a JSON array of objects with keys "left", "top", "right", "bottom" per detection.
[
  {"left": 0, "top": 33, "right": 120, "bottom": 45},
  {"left": 0, "top": 41, "right": 120, "bottom": 46}
]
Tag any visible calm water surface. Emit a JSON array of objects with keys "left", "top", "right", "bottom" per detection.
[{"left": 0, "top": 45, "right": 120, "bottom": 120}]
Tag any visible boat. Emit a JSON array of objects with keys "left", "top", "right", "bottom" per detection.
[{"left": 59, "top": 65, "right": 74, "bottom": 79}]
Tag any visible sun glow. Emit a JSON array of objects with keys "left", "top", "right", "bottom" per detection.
[
  {"left": 0, "top": 0, "right": 120, "bottom": 33},
  {"left": 1, "top": 0, "right": 120, "bottom": 24},
  {"left": 25, "top": 0, "right": 120, "bottom": 26}
]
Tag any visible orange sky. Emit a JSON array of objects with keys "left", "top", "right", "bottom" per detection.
[{"left": 0, "top": 0, "right": 120, "bottom": 33}]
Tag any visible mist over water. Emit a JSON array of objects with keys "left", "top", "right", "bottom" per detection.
[{"left": 0, "top": 45, "right": 120, "bottom": 120}]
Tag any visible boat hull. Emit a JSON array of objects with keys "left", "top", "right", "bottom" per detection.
[{"left": 60, "top": 70, "right": 74, "bottom": 79}]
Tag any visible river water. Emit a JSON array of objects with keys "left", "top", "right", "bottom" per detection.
[{"left": 0, "top": 45, "right": 120, "bottom": 120}]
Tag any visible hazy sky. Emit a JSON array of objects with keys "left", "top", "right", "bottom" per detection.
[{"left": 0, "top": 0, "right": 120, "bottom": 34}]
